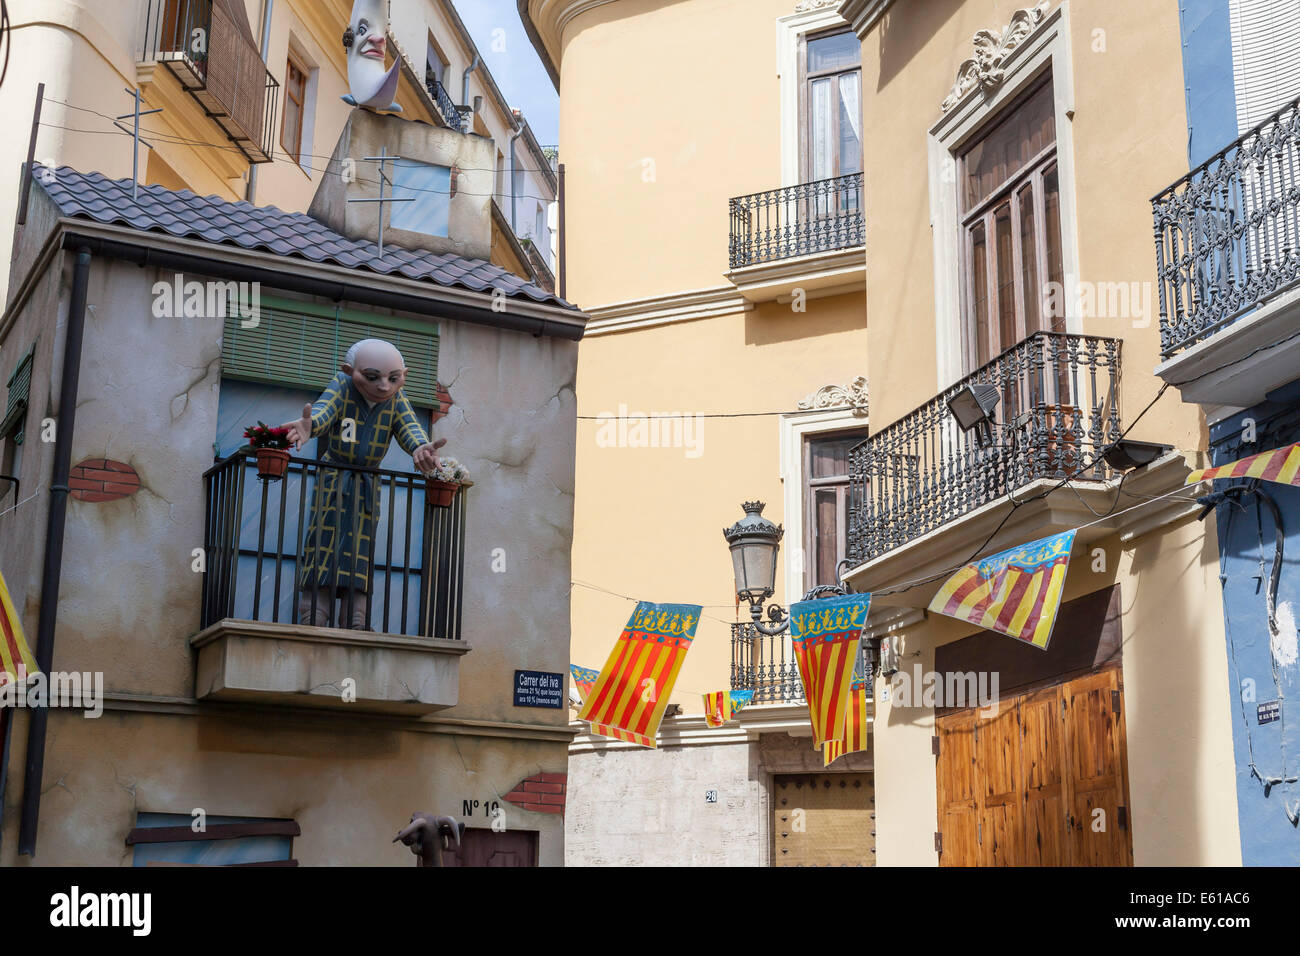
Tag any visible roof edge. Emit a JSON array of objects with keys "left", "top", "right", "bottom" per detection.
[{"left": 517, "top": 0, "right": 561, "bottom": 91}]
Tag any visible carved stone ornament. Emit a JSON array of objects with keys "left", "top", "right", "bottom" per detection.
[
  {"left": 794, "top": 0, "right": 841, "bottom": 11},
  {"left": 798, "top": 376, "right": 869, "bottom": 415},
  {"left": 941, "top": 2, "right": 1050, "bottom": 112}
]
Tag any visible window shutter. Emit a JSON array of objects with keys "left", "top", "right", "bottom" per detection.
[
  {"left": 1, "top": 345, "right": 34, "bottom": 444},
  {"left": 1229, "top": 0, "right": 1300, "bottom": 132},
  {"left": 221, "top": 298, "right": 441, "bottom": 408}
]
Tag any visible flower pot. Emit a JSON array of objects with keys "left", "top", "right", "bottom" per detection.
[
  {"left": 426, "top": 478, "right": 460, "bottom": 508},
  {"left": 255, "top": 447, "right": 291, "bottom": 481}
]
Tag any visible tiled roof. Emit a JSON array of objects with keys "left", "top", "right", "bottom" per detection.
[{"left": 35, "top": 165, "right": 573, "bottom": 309}]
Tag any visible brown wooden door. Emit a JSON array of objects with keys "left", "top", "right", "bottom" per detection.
[
  {"left": 442, "top": 828, "right": 538, "bottom": 867},
  {"left": 772, "top": 773, "right": 875, "bottom": 866},
  {"left": 936, "top": 667, "right": 1132, "bottom": 866}
]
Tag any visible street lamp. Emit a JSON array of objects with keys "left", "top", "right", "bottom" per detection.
[{"left": 723, "top": 501, "right": 790, "bottom": 635}]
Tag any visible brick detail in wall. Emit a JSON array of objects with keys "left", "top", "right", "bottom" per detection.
[
  {"left": 70, "top": 459, "right": 140, "bottom": 502},
  {"left": 503, "top": 772, "right": 567, "bottom": 816}
]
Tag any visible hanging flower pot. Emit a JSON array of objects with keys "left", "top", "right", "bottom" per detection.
[
  {"left": 244, "top": 421, "right": 294, "bottom": 482},
  {"left": 426, "top": 478, "right": 460, "bottom": 507},
  {"left": 424, "top": 457, "right": 470, "bottom": 508},
  {"left": 256, "top": 447, "right": 291, "bottom": 481}
]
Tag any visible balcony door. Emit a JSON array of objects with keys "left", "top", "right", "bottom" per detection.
[
  {"left": 803, "top": 431, "right": 866, "bottom": 592},
  {"left": 802, "top": 30, "right": 862, "bottom": 230},
  {"left": 959, "top": 77, "right": 1064, "bottom": 371}
]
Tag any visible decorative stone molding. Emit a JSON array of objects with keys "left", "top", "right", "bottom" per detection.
[
  {"left": 941, "top": 2, "right": 1051, "bottom": 112},
  {"left": 837, "top": 0, "right": 897, "bottom": 37},
  {"left": 798, "top": 376, "right": 869, "bottom": 415},
  {"left": 795, "top": 0, "right": 840, "bottom": 11}
]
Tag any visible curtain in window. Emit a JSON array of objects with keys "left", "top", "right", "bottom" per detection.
[
  {"left": 811, "top": 77, "right": 833, "bottom": 181},
  {"left": 839, "top": 72, "right": 861, "bottom": 150}
]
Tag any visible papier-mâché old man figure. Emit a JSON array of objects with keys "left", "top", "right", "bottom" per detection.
[{"left": 281, "top": 338, "right": 444, "bottom": 629}]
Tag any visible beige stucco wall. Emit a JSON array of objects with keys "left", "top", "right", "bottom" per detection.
[
  {"left": 872, "top": 515, "right": 1241, "bottom": 866},
  {"left": 0, "top": 186, "right": 578, "bottom": 862},
  {"left": 566, "top": 739, "right": 766, "bottom": 866}
]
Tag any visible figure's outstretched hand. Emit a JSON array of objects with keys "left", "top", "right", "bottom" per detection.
[
  {"left": 413, "top": 438, "right": 447, "bottom": 474},
  {"left": 280, "top": 403, "right": 313, "bottom": 450}
]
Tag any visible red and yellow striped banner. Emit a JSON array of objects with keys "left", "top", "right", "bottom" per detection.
[
  {"left": 823, "top": 679, "right": 870, "bottom": 767},
  {"left": 791, "top": 593, "right": 872, "bottom": 750},
  {"left": 578, "top": 602, "right": 700, "bottom": 749},
  {"left": 1187, "top": 442, "right": 1300, "bottom": 487},
  {"left": 929, "top": 530, "right": 1075, "bottom": 650},
  {"left": 0, "top": 569, "right": 39, "bottom": 685}
]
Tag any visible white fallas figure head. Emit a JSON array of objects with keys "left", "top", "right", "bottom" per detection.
[{"left": 342, "top": 0, "right": 403, "bottom": 113}]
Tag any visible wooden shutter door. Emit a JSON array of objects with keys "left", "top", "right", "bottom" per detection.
[
  {"left": 976, "top": 701, "right": 1023, "bottom": 866},
  {"left": 1019, "top": 684, "right": 1068, "bottom": 865},
  {"left": 1063, "top": 669, "right": 1133, "bottom": 866},
  {"left": 936, "top": 710, "right": 980, "bottom": 866}
]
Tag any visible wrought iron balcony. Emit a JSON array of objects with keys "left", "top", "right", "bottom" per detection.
[
  {"left": 1152, "top": 95, "right": 1300, "bottom": 358},
  {"left": 731, "top": 621, "right": 873, "bottom": 705},
  {"left": 140, "top": 0, "right": 280, "bottom": 164},
  {"left": 848, "top": 333, "right": 1122, "bottom": 565},
  {"left": 729, "top": 173, "right": 864, "bottom": 270},
  {"left": 201, "top": 452, "right": 466, "bottom": 639},
  {"left": 425, "top": 71, "right": 466, "bottom": 133}
]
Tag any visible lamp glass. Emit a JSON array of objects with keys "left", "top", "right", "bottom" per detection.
[{"left": 730, "top": 538, "right": 778, "bottom": 602}]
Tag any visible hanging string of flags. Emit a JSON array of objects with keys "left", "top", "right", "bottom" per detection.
[{"left": 573, "top": 445, "right": 1297, "bottom": 749}]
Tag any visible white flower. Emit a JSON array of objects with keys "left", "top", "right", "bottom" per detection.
[{"left": 427, "top": 457, "right": 470, "bottom": 483}]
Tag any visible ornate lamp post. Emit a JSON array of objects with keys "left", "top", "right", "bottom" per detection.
[{"left": 723, "top": 501, "right": 790, "bottom": 635}]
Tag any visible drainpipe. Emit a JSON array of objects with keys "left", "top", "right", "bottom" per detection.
[
  {"left": 509, "top": 115, "right": 527, "bottom": 233},
  {"left": 244, "top": 0, "right": 276, "bottom": 204},
  {"left": 461, "top": 53, "right": 480, "bottom": 117},
  {"left": 18, "top": 246, "right": 93, "bottom": 857}
]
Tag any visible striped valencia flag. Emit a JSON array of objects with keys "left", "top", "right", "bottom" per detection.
[
  {"left": 570, "top": 665, "right": 600, "bottom": 702},
  {"left": 791, "top": 593, "right": 872, "bottom": 750},
  {"left": 0, "top": 569, "right": 39, "bottom": 685},
  {"left": 929, "top": 529, "right": 1076, "bottom": 650},
  {"left": 1187, "top": 442, "right": 1300, "bottom": 487},
  {"left": 823, "top": 679, "right": 870, "bottom": 767},
  {"left": 703, "top": 688, "right": 754, "bottom": 728},
  {"left": 578, "top": 602, "right": 700, "bottom": 748}
]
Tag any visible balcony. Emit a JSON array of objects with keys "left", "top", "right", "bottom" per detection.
[
  {"left": 726, "top": 174, "right": 866, "bottom": 303},
  {"left": 848, "top": 333, "right": 1123, "bottom": 572},
  {"left": 1152, "top": 96, "right": 1300, "bottom": 406},
  {"left": 191, "top": 452, "right": 469, "bottom": 715},
  {"left": 730, "top": 622, "right": 873, "bottom": 705},
  {"left": 140, "top": 0, "right": 280, "bottom": 164},
  {"left": 425, "top": 70, "right": 467, "bottom": 133}
]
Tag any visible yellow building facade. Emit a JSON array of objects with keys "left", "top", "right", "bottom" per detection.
[{"left": 526, "top": 0, "right": 1242, "bottom": 865}]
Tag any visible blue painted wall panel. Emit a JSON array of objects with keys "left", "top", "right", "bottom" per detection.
[{"left": 1179, "top": 0, "right": 1240, "bottom": 167}]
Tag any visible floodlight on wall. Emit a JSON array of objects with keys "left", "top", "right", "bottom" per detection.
[
  {"left": 947, "top": 383, "right": 1002, "bottom": 447},
  {"left": 1102, "top": 440, "right": 1172, "bottom": 472}
]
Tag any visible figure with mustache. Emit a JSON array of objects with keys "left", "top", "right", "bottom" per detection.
[{"left": 341, "top": 0, "right": 402, "bottom": 112}]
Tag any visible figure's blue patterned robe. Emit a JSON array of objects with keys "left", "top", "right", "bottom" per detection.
[{"left": 299, "top": 371, "right": 430, "bottom": 592}]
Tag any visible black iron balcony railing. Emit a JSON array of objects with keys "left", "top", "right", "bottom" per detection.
[
  {"left": 848, "top": 333, "right": 1122, "bottom": 565},
  {"left": 201, "top": 452, "right": 466, "bottom": 639},
  {"left": 729, "top": 173, "right": 864, "bottom": 270},
  {"left": 1152, "top": 95, "right": 1300, "bottom": 358},
  {"left": 141, "top": 0, "right": 280, "bottom": 164},
  {"left": 425, "top": 71, "right": 465, "bottom": 133},
  {"left": 731, "top": 622, "right": 873, "bottom": 705}
]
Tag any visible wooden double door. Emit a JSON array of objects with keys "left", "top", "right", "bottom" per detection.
[{"left": 935, "top": 667, "right": 1133, "bottom": 866}]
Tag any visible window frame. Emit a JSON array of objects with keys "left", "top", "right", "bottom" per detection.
[
  {"left": 798, "top": 26, "right": 863, "bottom": 184},
  {"left": 956, "top": 76, "right": 1061, "bottom": 369},
  {"left": 281, "top": 48, "right": 310, "bottom": 164},
  {"left": 801, "top": 426, "right": 868, "bottom": 593}
]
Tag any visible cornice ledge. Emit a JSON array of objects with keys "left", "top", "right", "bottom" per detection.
[
  {"left": 941, "top": 2, "right": 1051, "bottom": 112},
  {"left": 836, "top": 0, "right": 897, "bottom": 38}
]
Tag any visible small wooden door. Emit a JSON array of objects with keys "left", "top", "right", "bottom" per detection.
[
  {"left": 772, "top": 773, "right": 875, "bottom": 866},
  {"left": 936, "top": 666, "right": 1132, "bottom": 866},
  {"left": 442, "top": 828, "right": 539, "bottom": 867}
]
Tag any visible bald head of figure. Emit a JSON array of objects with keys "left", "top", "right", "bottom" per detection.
[{"left": 342, "top": 338, "right": 407, "bottom": 405}]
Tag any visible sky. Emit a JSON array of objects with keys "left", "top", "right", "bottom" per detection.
[{"left": 454, "top": 0, "right": 560, "bottom": 147}]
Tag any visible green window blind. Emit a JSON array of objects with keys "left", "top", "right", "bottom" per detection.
[
  {"left": 0, "top": 345, "right": 34, "bottom": 445},
  {"left": 221, "top": 296, "right": 441, "bottom": 409}
]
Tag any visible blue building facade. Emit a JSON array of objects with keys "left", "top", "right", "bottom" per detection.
[{"left": 1176, "top": 0, "right": 1300, "bottom": 864}]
